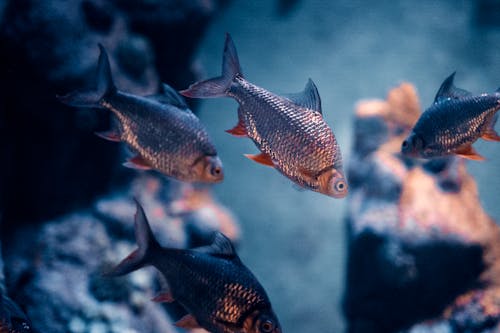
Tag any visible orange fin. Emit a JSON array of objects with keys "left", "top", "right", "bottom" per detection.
[
  {"left": 225, "top": 119, "right": 247, "bottom": 137},
  {"left": 455, "top": 145, "right": 485, "bottom": 161},
  {"left": 123, "top": 155, "right": 152, "bottom": 170},
  {"left": 482, "top": 113, "right": 500, "bottom": 141},
  {"left": 244, "top": 152, "right": 274, "bottom": 167},
  {"left": 151, "top": 291, "right": 174, "bottom": 303},
  {"left": 95, "top": 129, "right": 121, "bottom": 142},
  {"left": 174, "top": 314, "right": 201, "bottom": 329},
  {"left": 482, "top": 131, "right": 500, "bottom": 142}
]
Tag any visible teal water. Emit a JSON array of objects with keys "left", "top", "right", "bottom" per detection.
[{"left": 193, "top": 1, "right": 500, "bottom": 332}]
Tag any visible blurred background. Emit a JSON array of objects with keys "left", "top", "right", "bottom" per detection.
[{"left": 1, "top": 0, "right": 500, "bottom": 332}]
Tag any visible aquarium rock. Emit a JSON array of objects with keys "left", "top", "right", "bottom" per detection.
[
  {"left": 0, "top": 0, "right": 228, "bottom": 224},
  {"left": 4, "top": 175, "right": 239, "bottom": 333},
  {"left": 345, "top": 83, "right": 500, "bottom": 333}
]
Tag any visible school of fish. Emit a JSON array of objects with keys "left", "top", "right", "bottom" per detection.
[{"left": 56, "top": 34, "right": 500, "bottom": 333}]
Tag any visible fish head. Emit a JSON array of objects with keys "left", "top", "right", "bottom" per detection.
[
  {"left": 243, "top": 308, "right": 282, "bottom": 333},
  {"left": 401, "top": 132, "right": 425, "bottom": 157},
  {"left": 194, "top": 155, "right": 224, "bottom": 183},
  {"left": 317, "top": 168, "right": 348, "bottom": 198}
]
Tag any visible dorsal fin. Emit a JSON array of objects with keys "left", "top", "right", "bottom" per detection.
[
  {"left": 284, "top": 79, "right": 322, "bottom": 114},
  {"left": 194, "top": 232, "right": 238, "bottom": 259},
  {"left": 146, "top": 83, "right": 189, "bottom": 109},
  {"left": 433, "top": 72, "right": 472, "bottom": 104}
]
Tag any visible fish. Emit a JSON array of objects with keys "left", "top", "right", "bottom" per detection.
[
  {"left": 401, "top": 72, "right": 500, "bottom": 160},
  {"left": 180, "top": 34, "right": 347, "bottom": 198},
  {"left": 57, "top": 45, "right": 223, "bottom": 183},
  {"left": 107, "top": 200, "right": 282, "bottom": 333}
]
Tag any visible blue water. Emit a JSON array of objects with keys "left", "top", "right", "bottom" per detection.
[{"left": 193, "top": 1, "right": 500, "bottom": 332}]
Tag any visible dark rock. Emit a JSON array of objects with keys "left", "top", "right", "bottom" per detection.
[
  {"left": 4, "top": 175, "right": 239, "bottom": 333},
  {"left": 475, "top": 0, "right": 500, "bottom": 28},
  {"left": 0, "top": 240, "right": 35, "bottom": 333},
  {"left": 0, "top": 0, "right": 228, "bottom": 225},
  {"left": 344, "top": 83, "right": 500, "bottom": 333}
]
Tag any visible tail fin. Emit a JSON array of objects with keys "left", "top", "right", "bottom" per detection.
[
  {"left": 180, "top": 33, "right": 242, "bottom": 98},
  {"left": 57, "top": 44, "right": 116, "bottom": 107},
  {"left": 105, "top": 199, "right": 161, "bottom": 276}
]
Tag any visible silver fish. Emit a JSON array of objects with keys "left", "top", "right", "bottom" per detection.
[
  {"left": 181, "top": 34, "right": 347, "bottom": 198},
  {"left": 58, "top": 45, "right": 223, "bottom": 183},
  {"left": 402, "top": 72, "right": 500, "bottom": 160},
  {"left": 107, "top": 200, "right": 282, "bottom": 333}
]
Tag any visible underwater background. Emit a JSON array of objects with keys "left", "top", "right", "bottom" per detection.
[
  {"left": 197, "top": 1, "right": 500, "bottom": 332},
  {"left": 1, "top": 0, "right": 500, "bottom": 332}
]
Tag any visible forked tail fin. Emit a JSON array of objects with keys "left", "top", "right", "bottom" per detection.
[
  {"left": 180, "top": 33, "right": 242, "bottom": 98},
  {"left": 105, "top": 199, "right": 161, "bottom": 276},
  {"left": 57, "top": 44, "right": 116, "bottom": 107}
]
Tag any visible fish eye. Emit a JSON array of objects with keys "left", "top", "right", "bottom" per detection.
[
  {"left": 260, "top": 320, "right": 274, "bottom": 332},
  {"left": 402, "top": 140, "right": 408, "bottom": 148},
  {"left": 335, "top": 181, "right": 346, "bottom": 192},
  {"left": 211, "top": 166, "right": 222, "bottom": 176}
]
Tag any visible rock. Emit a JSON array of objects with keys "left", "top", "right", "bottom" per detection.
[
  {"left": 0, "top": 239, "right": 36, "bottom": 333},
  {"left": 0, "top": 0, "right": 229, "bottom": 225},
  {"left": 4, "top": 175, "right": 239, "bottom": 333},
  {"left": 344, "top": 83, "right": 500, "bottom": 333}
]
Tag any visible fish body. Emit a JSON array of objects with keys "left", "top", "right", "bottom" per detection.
[
  {"left": 402, "top": 72, "right": 500, "bottom": 160},
  {"left": 58, "top": 45, "right": 223, "bottom": 183},
  {"left": 181, "top": 34, "right": 347, "bottom": 198},
  {"left": 108, "top": 201, "right": 281, "bottom": 333}
]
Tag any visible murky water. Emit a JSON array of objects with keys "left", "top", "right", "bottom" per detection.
[{"left": 193, "top": 1, "right": 500, "bottom": 331}]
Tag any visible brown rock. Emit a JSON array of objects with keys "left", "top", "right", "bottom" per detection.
[{"left": 344, "top": 83, "right": 500, "bottom": 333}]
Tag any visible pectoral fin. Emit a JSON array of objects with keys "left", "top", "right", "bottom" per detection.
[
  {"left": 123, "top": 155, "right": 152, "bottom": 170},
  {"left": 95, "top": 129, "right": 121, "bottom": 142},
  {"left": 174, "top": 314, "right": 201, "bottom": 329},
  {"left": 151, "top": 291, "right": 174, "bottom": 303},
  {"left": 244, "top": 153, "right": 275, "bottom": 167},
  {"left": 226, "top": 119, "right": 248, "bottom": 137},
  {"left": 455, "top": 145, "right": 485, "bottom": 161}
]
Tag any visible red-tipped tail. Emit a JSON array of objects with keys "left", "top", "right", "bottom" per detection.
[
  {"left": 180, "top": 33, "right": 242, "bottom": 99},
  {"left": 104, "top": 199, "right": 160, "bottom": 276}
]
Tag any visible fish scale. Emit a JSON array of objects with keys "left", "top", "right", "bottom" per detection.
[
  {"left": 105, "top": 92, "right": 216, "bottom": 176},
  {"left": 58, "top": 45, "right": 223, "bottom": 183},
  {"left": 154, "top": 251, "right": 269, "bottom": 329},
  {"left": 412, "top": 95, "right": 499, "bottom": 156},
  {"left": 109, "top": 202, "right": 281, "bottom": 333},
  {"left": 180, "top": 33, "right": 347, "bottom": 197},
  {"left": 402, "top": 72, "right": 500, "bottom": 160},
  {"left": 232, "top": 77, "right": 340, "bottom": 187}
]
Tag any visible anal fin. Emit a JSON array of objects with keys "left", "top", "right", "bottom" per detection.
[
  {"left": 95, "top": 129, "right": 121, "bottom": 142},
  {"left": 174, "top": 314, "right": 201, "bottom": 329},
  {"left": 225, "top": 119, "right": 248, "bottom": 137},
  {"left": 123, "top": 155, "right": 153, "bottom": 170},
  {"left": 482, "top": 113, "right": 500, "bottom": 142},
  {"left": 455, "top": 145, "right": 485, "bottom": 161},
  {"left": 244, "top": 152, "right": 275, "bottom": 167},
  {"left": 482, "top": 130, "right": 500, "bottom": 142}
]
